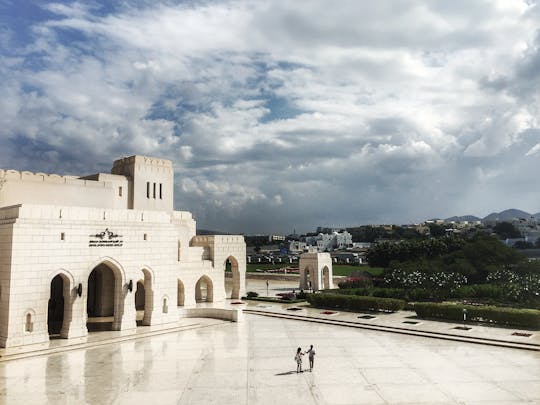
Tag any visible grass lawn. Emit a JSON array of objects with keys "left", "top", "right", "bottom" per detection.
[{"left": 332, "top": 265, "right": 384, "bottom": 277}]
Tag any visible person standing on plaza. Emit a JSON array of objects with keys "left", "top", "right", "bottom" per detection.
[
  {"left": 305, "top": 345, "right": 316, "bottom": 371},
  {"left": 295, "top": 347, "right": 304, "bottom": 373}
]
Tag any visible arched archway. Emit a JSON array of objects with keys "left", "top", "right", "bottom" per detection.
[
  {"left": 322, "top": 266, "right": 330, "bottom": 290},
  {"left": 48, "top": 274, "right": 72, "bottom": 337},
  {"left": 195, "top": 275, "right": 213, "bottom": 303},
  {"left": 224, "top": 256, "right": 240, "bottom": 299},
  {"left": 135, "top": 269, "right": 153, "bottom": 326},
  {"left": 87, "top": 262, "right": 123, "bottom": 332},
  {"left": 135, "top": 281, "right": 145, "bottom": 311},
  {"left": 303, "top": 266, "right": 315, "bottom": 291},
  {"left": 177, "top": 279, "right": 185, "bottom": 306}
]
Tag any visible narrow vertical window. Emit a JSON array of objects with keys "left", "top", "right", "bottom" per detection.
[
  {"left": 153, "top": 182, "right": 156, "bottom": 199},
  {"left": 159, "top": 183, "right": 162, "bottom": 199},
  {"left": 162, "top": 298, "right": 168, "bottom": 313},
  {"left": 25, "top": 313, "right": 33, "bottom": 332},
  {"left": 118, "top": 186, "right": 123, "bottom": 197},
  {"left": 60, "top": 232, "right": 65, "bottom": 241},
  {"left": 146, "top": 182, "right": 150, "bottom": 198}
]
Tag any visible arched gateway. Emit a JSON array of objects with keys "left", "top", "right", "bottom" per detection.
[
  {"left": 86, "top": 262, "right": 124, "bottom": 332},
  {"left": 47, "top": 273, "right": 73, "bottom": 337},
  {"left": 299, "top": 252, "right": 334, "bottom": 291}
]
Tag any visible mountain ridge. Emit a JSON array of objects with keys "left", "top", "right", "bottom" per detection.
[{"left": 442, "top": 209, "right": 539, "bottom": 223}]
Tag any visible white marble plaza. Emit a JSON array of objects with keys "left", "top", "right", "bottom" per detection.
[{"left": 0, "top": 312, "right": 538, "bottom": 405}]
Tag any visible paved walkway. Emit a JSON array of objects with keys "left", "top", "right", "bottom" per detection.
[{"left": 1, "top": 313, "right": 538, "bottom": 404}]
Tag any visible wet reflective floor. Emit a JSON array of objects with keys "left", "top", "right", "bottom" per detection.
[{"left": 0, "top": 314, "right": 539, "bottom": 404}]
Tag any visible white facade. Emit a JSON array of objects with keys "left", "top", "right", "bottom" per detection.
[
  {"left": 304, "top": 231, "right": 352, "bottom": 252},
  {"left": 288, "top": 241, "right": 307, "bottom": 253},
  {"left": 0, "top": 155, "right": 246, "bottom": 348}
]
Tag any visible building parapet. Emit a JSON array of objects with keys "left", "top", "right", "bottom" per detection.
[
  {"left": 0, "top": 169, "right": 114, "bottom": 188},
  {"left": 0, "top": 204, "right": 190, "bottom": 224},
  {"left": 191, "top": 235, "right": 245, "bottom": 245}
]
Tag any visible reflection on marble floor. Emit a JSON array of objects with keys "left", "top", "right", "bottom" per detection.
[{"left": 0, "top": 314, "right": 539, "bottom": 404}]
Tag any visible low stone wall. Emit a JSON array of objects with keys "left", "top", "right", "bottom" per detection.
[{"left": 179, "top": 307, "right": 240, "bottom": 322}]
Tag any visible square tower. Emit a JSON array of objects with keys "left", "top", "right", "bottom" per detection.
[{"left": 111, "top": 155, "right": 174, "bottom": 211}]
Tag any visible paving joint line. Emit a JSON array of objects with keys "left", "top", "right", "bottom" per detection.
[{"left": 243, "top": 309, "right": 540, "bottom": 352}]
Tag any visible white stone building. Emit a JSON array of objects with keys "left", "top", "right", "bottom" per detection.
[
  {"left": 304, "top": 230, "right": 352, "bottom": 252},
  {"left": 0, "top": 155, "right": 246, "bottom": 348}
]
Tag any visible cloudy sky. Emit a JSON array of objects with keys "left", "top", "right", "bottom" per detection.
[{"left": 1, "top": 1, "right": 539, "bottom": 233}]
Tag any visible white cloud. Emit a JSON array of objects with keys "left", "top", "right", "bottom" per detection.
[{"left": 1, "top": 0, "right": 539, "bottom": 232}]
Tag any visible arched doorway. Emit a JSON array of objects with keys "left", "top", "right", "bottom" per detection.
[
  {"left": 303, "top": 266, "right": 314, "bottom": 291},
  {"left": 87, "top": 263, "right": 122, "bottom": 332},
  {"left": 322, "top": 266, "right": 330, "bottom": 290},
  {"left": 225, "top": 256, "right": 240, "bottom": 299},
  {"left": 177, "top": 279, "right": 185, "bottom": 306},
  {"left": 135, "top": 281, "right": 145, "bottom": 311},
  {"left": 48, "top": 274, "right": 70, "bottom": 336},
  {"left": 135, "top": 269, "right": 153, "bottom": 326},
  {"left": 195, "top": 275, "right": 213, "bottom": 303}
]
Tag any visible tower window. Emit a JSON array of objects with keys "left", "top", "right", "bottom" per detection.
[
  {"left": 118, "top": 186, "right": 123, "bottom": 197},
  {"left": 153, "top": 182, "right": 156, "bottom": 199},
  {"left": 159, "top": 183, "right": 162, "bottom": 199},
  {"left": 146, "top": 182, "right": 150, "bottom": 199},
  {"left": 60, "top": 232, "right": 65, "bottom": 241}
]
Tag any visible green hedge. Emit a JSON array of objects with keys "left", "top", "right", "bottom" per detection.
[
  {"left": 307, "top": 293, "right": 405, "bottom": 312},
  {"left": 327, "top": 287, "right": 438, "bottom": 302},
  {"left": 414, "top": 302, "right": 540, "bottom": 328}
]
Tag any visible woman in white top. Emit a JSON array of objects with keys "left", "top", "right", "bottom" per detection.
[{"left": 295, "top": 347, "right": 304, "bottom": 373}]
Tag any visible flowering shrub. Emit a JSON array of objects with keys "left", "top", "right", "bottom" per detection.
[
  {"left": 384, "top": 269, "right": 466, "bottom": 292},
  {"left": 487, "top": 270, "right": 540, "bottom": 302}
]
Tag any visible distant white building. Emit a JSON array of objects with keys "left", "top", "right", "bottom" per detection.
[
  {"left": 288, "top": 241, "right": 307, "bottom": 253},
  {"left": 304, "top": 230, "right": 352, "bottom": 252}
]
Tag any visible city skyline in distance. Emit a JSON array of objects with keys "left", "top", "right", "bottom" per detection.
[{"left": 1, "top": 1, "right": 539, "bottom": 234}]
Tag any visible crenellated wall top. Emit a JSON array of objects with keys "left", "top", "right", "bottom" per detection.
[
  {"left": 0, "top": 169, "right": 122, "bottom": 187},
  {"left": 112, "top": 155, "right": 172, "bottom": 169}
]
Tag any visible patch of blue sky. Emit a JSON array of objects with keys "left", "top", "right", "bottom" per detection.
[
  {"left": 259, "top": 94, "right": 305, "bottom": 123},
  {"left": 0, "top": 1, "right": 58, "bottom": 49},
  {"left": 20, "top": 83, "right": 45, "bottom": 96}
]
